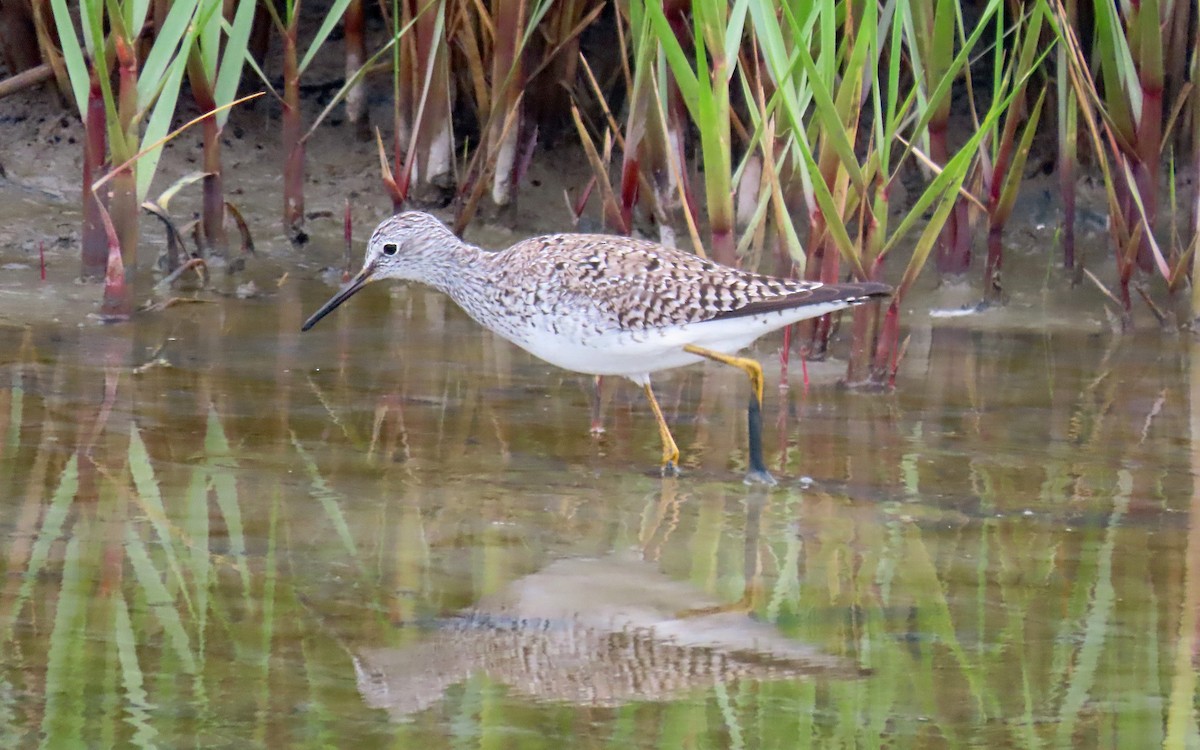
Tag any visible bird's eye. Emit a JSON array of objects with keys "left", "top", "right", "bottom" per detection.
[{"left": 382, "top": 243, "right": 399, "bottom": 256}]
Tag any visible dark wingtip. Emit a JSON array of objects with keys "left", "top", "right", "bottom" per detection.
[
  {"left": 855, "top": 281, "right": 893, "bottom": 299},
  {"left": 838, "top": 281, "right": 893, "bottom": 308},
  {"left": 709, "top": 279, "right": 893, "bottom": 322},
  {"left": 809, "top": 280, "right": 893, "bottom": 308}
]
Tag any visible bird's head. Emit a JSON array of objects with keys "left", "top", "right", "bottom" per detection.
[{"left": 300, "top": 211, "right": 457, "bottom": 331}]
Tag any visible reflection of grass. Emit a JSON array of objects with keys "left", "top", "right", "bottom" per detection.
[
  {"left": 1054, "top": 471, "right": 1129, "bottom": 746},
  {"left": 2, "top": 396, "right": 275, "bottom": 745},
  {"left": 41, "top": 533, "right": 86, "bottom": 746},
  {"left": 0, "top": 337, "right": 1191, "bottom": 746},
  {"left": 291, "top": 432, "right": 360, "bottom": 563},
  {"left": 6, "top": 455, "right": 76, "bottom": 643}
]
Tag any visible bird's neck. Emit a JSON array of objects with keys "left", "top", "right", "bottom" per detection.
[{"left": 418, "top": 239, "right": 498, "bottom": 305}]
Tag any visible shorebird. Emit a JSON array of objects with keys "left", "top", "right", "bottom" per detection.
[{"left": 302, "top": 211, "right": 890, "bottom": 484}]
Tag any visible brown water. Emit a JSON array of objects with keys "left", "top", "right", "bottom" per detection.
[{"left": 0, "top": 265, "right": 1196, "bottom": 748}]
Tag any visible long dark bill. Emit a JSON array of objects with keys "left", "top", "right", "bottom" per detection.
[{"left": 300, "top": 267, "right": 374, "bottom": 331}]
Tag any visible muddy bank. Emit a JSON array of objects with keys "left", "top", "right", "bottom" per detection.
[{"left": 0, "top": 73, "right": 1119, "bottom": 335}]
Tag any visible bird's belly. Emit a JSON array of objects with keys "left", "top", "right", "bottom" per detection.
[
  {"left": 506, "top": 312, "right": 802, "bottom": 379},
  {"left": 518, "top": 333, "right": 704, "bottom": 377}
]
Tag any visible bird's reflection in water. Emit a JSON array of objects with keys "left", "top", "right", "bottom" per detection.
[{"left": 353, "top": 553, "right": 864, "bottom": 720}]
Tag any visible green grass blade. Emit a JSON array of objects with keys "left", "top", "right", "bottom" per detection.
[
  {"left": 5, "top": 456, "right": 78, "bottom": 642},
  {"left": 113, "top": 592, "right": 158, "bottom": 748},
  {"left": 0, "top": 378, "right": 23, "bottom": 491},
  {"left": 1092, "top": 0, "right": 1137, "bottom": 139},
  {"left": 214, "top": 0, "right": 259, "bottom": 126},
  {"left": 724, "top": 0, "right": 749, "bottom": 70},
  {"left": 205, "top": 406, "right": 252, "bottom": 602},
  {"left": 126, "top": 0, "right": 151, "bottom": 38},
  {"left": 136, "top": 50, "right": 191, "bottom": 209},
  {"left": 290, "top": 432, "right": 361, "bottom": 562},
  {"left": 792, "top": 38, "right": 866, "bottom": 192},
  {"left": 48, "top": 0, "right": 89, "bottom": 116},
  {"left": 791, "top": 133, "right": 867, "bottom": 278},
  {"left": 124, "top": 523, "right": 198, "bottom": 675},
  {"left": 128, "top": 423, "right": 195, "bottom": 616},
  {"left": 185, "top": 463, "right": 211, "bottom": 659},
  {"left": 298, "top": 0, "right": 355, "bottom": 74},
  {"left": 39, "top": 533, "right": 87, "bottom": 749},
  {"left": 642, "top": 0, "right": 699, "bottom": 112},
  {"left": 137, "top": 0, "right": 200, "bottom": 108},
  {"left": 995, "top": 87, "right": 1048, "bottom": 222},
  {"left": 1054, "top": 471, "right": 1130, "bottom": 745},
  {"left": 79, "top": 0, "right": 102, "bottom": 56},
  {"left": 197, "top": 0, "right": 222, "bottom": 82}
]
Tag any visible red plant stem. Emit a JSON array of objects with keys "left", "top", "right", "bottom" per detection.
[
  {"left": 846, "top": 304, "right": 873, "bottom": 386},
  {"left": 115, "top": 35, "right": 137, "bottom": 134},
  {"left": 801, "top": 211, "right": 830, "bottom": 355},
  {"left": 803, "top": 126, "right": 846, "bottom": 353},
  {"left": 187, "top": 52, "right": 229, "bottom": 257},
  {"left": 81, "top": 65, "right": 107, "bottom": 279},
  {"left": 847, "top": 210, "right": 883, "bottom": 386},
  {"left": 871, "top": 300, "right": 900, "bottom": 382},
  {"left": 1119, "top": 261, "right": 1134, "bottom": 316},
  {"left": 618, "top": 155, "right": 640, "bottom": 233},
  {"left": 984, "top": 221, "right": 1003, "bottom": 302},
  {"left": 282, "top": 21, "right": 305, "bottom": 232},
  {"left": 39, "top": 241, "right": 45, "bottom": 280},
  {"left": 1060, "top": 151, "right": 1076, "bottom": 269},
  {"left": 1112, "top": 169, "right": 1138, "bottom": 316},
  {"left": 391, "top": 128, "right": 408, "bottom": 208},
  {"left": 1116, "top": 213, "right": 1138, "bottom": 319},
  {"left": 572, "top": 179, "right": 594, "bottom": 219},
  {"left": 199, "top": 114, "right": 228, "bottom": 255},
  {"left": 112, "top": 36, "right": 139, "bottom": 272},
  {"left": 1131, "top": 160, "right": 1157, "bottom": 273},
  {"left": 98, "top": 204, "right": 131, "bottom": 320},
  {"left": 109, "top": 166, "right": 138, "bottom": 275},
  {"left": 849, "top": 187, "right": 888, "bottom": 386},
  {"left": 930, "top": 122, "right": 970, "bottom": 275},
  {"left": 984, "top": 130, "right": 1016, "bottom": 303},
  {"left": 710, "top": 226, "right": 734, "bottom": 267},
  {"left": 812, "top": 212, "right": 842, "bottom": 350}
]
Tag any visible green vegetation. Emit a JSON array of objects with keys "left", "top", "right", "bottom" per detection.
[
  {"left": 3, "top": 4, "right": 1197, "bottom": 743},
  {"left": 0, "top": 324, "right": 1192, "bottom": 745},
  {"left": 1, "top": 0, "right": 1197, "bottom": 358}
]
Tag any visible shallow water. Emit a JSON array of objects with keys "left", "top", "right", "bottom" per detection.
[{"left": 0, "top": 274, "right": 1196, "bottom": 748}]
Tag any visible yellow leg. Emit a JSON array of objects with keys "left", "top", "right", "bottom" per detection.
[
  {"left": 642, "top": 381, "right": 680, "bottom": 476},
  {"left": 683, "top": 345, "right": 764, "bottom": 407},
  {"left": 683, "top": 344, "right": 775, "bottom": 485}
]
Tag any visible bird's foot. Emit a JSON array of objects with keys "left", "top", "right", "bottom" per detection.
[
  {"left": 660, "top": 461, "right": 681, "bottom": 478},
  {"left": 743, "top": 468, "right": 778, "bottom": 487}
]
